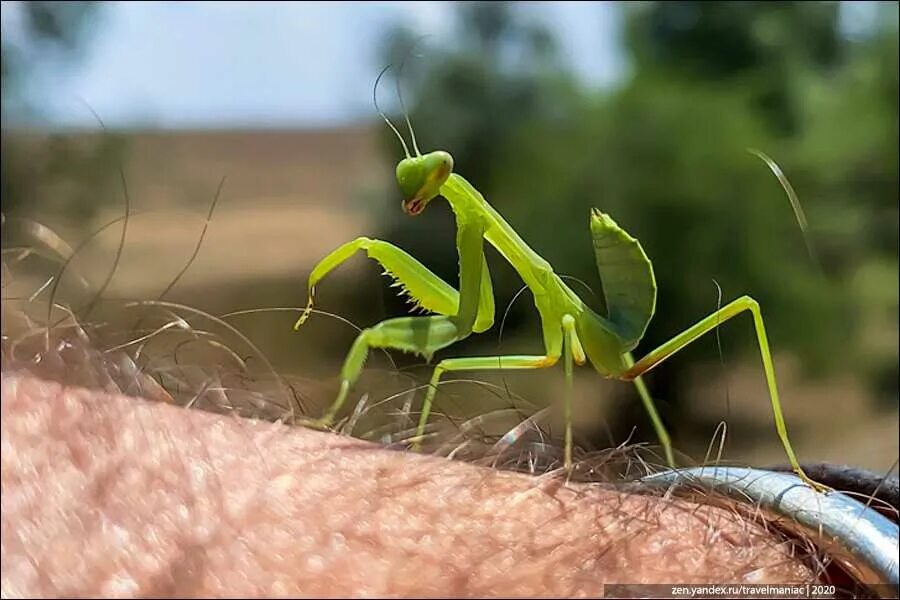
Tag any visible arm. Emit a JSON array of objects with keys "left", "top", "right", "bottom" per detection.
[{"left": 1, "top": 374, "right": 817, "bottom": 597}]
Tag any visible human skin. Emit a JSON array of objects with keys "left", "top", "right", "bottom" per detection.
[{"left": 1, "top": 373, "right": 815, "bottom": 597}]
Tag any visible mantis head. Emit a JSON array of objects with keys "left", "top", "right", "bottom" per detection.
[{"left": 396, "top": 150, "right": 454, "bottom": 215}]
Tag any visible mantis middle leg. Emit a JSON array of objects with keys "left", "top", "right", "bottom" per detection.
[
  {"left": 316, "top": 314, "right": 466, "bottom": 425},
  {"left": 620, "top": 295, "right": 816, "bottom": 487},
  {"left": 416, "top": 314, "right": 586, "bottom": 470}
]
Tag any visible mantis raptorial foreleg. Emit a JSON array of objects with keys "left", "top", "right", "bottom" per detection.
[
  {"left": 621, "top": 295, "right": 817, "bottom": 488},
  {"left": 294, "top": 236, "right": 494, "bottom": 332},
  {"left": 307, "top": 220, "right": 494, "bottom": 429}
]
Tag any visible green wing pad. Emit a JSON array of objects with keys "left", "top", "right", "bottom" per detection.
[{"left": 590, "top": 209, "right": 657, "bottom": 348}]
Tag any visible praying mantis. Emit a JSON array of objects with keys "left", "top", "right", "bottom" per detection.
[{"left": 294, "top": 81, "right": 817, "bottom": 489}]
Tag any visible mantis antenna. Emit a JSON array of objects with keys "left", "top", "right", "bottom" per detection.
[
  {"left": 395, "top": 46, "right": 422, "bottom": 157},
  {"left": 374, "top": 65, "right": 411, "bottom": 159}
]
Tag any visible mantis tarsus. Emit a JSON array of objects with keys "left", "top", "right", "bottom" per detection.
[{"left": 295, "top": 85, "right": 817, "bottom": 489}]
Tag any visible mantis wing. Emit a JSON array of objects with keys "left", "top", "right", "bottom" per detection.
[{"left": 590, "top": 209, "right": 657, "bottom": 349}]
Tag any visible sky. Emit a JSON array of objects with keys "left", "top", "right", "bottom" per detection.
[{"left": 1, "top": 1, "right": 626, "bottom": 129}]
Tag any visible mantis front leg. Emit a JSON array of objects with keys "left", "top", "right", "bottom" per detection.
[
  {"left": 306, "top": 219, "right": 493, "bottom": 428},
  {"left": 295, "top": 236, "right": 493, "bottom": 332}
]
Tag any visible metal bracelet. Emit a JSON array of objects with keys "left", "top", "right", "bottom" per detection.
[{"left": 641, "top": 467, "right": 899, "bottom": 598}]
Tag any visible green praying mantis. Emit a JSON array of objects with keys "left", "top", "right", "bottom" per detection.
[{"left": 294, "top": 78, "right": 818, "bottom": 489}]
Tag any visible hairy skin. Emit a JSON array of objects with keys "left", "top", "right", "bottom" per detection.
[{"left": 1, "top": 374, "right": 814, "bottom": 597}]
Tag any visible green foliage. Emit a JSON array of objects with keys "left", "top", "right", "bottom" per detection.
[
  {"left": 625, "top": 1, "right": 843, "bottom": 134},
  {"left": 376, "top": 2, "right": 898, "bottom": 417}
]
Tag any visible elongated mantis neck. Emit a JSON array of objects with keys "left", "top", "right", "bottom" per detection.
[
  {"left": 441, "top": 173, "right": 489, "bottom": 220},
  {"left": 441, "top": 174, "right": 553, "bottom": 289}
]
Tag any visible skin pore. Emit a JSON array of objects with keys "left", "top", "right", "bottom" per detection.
[{"left": 1, "top": 373, "right": 817, "bottom": 597}]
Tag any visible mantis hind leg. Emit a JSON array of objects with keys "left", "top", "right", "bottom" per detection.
[
  {"left": 314, "top": 315, "right": 464, "bottom": 427},
  {"left": 621, "top": 295, "right": 820, "bottom": 489},
  {"left": 626, "top": 360, "right": 676, "bottom": 468}
]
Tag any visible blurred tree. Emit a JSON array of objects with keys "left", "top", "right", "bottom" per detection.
[
  {"left": 625, "top": 1, "right": 844, "bottom": 134},
  {"left": 1, "top": 1, "right": 125, "bottom": 226},
  {"left": 791, "top": 2, "right": 899, "bottom": 408}
]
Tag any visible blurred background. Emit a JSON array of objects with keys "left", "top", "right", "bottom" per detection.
[{"left": 2, "top": 1, "right": 897, "bottom": 471}]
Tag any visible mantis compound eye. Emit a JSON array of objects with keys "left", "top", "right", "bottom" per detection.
[{"left": 397, "top": 150, "right": 454, "bottom": 215}]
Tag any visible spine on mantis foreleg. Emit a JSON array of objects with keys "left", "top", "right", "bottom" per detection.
[
  {"left": 590, "top": 209, "right": 657, "bottom": 350},
  {"left": 295, "top": 237, "right": 456, "bottom": 329},
  {"left": 294, "top": 236, "right": 493, "bottom": 331}
]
